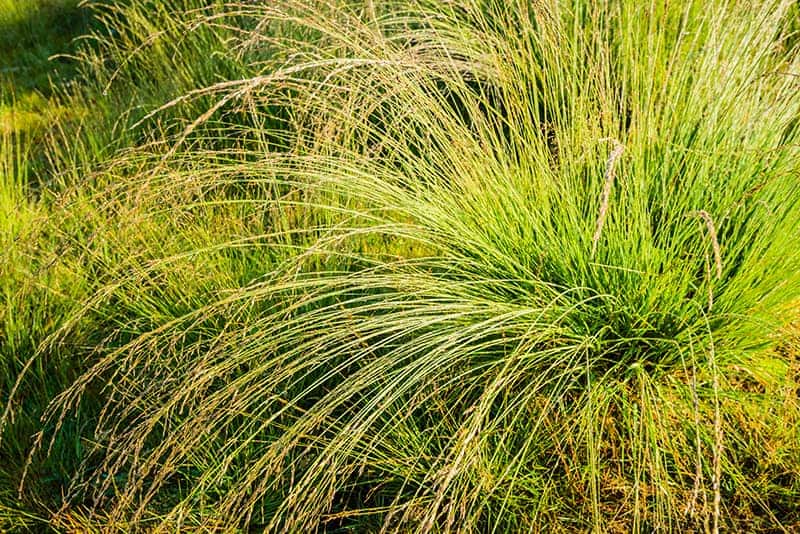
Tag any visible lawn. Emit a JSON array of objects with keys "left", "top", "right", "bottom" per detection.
[{"left": 1, "top": 1, "right": 799, "bottom": 532}]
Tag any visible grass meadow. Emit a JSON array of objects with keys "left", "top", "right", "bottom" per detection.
[{"left": 1, "top": 0, "right": 800, "bottom": 532}]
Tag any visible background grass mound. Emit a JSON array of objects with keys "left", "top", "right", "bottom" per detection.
[{"left": 2, "top": 0, "right": 800, "bottom": 532}]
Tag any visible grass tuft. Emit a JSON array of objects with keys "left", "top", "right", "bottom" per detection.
[{"left": 1, "top": 0, "right": 800, "bottom": 531}]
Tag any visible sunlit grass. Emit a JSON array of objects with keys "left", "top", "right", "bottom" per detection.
[{"left": 1, "top": 0, "right": 799, "bottom": 532}]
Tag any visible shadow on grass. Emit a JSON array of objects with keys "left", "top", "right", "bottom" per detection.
[{"left": 0, "top": 0, "right": 93, "bottom": 97}]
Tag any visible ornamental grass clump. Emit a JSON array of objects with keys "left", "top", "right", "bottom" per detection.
[{"left": 5, "top": 0, "right": 800, "bottom": 531}]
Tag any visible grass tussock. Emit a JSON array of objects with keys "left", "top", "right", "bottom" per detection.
[{"left": 2, "top": 0, "right": 800, "bottom": 532}]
